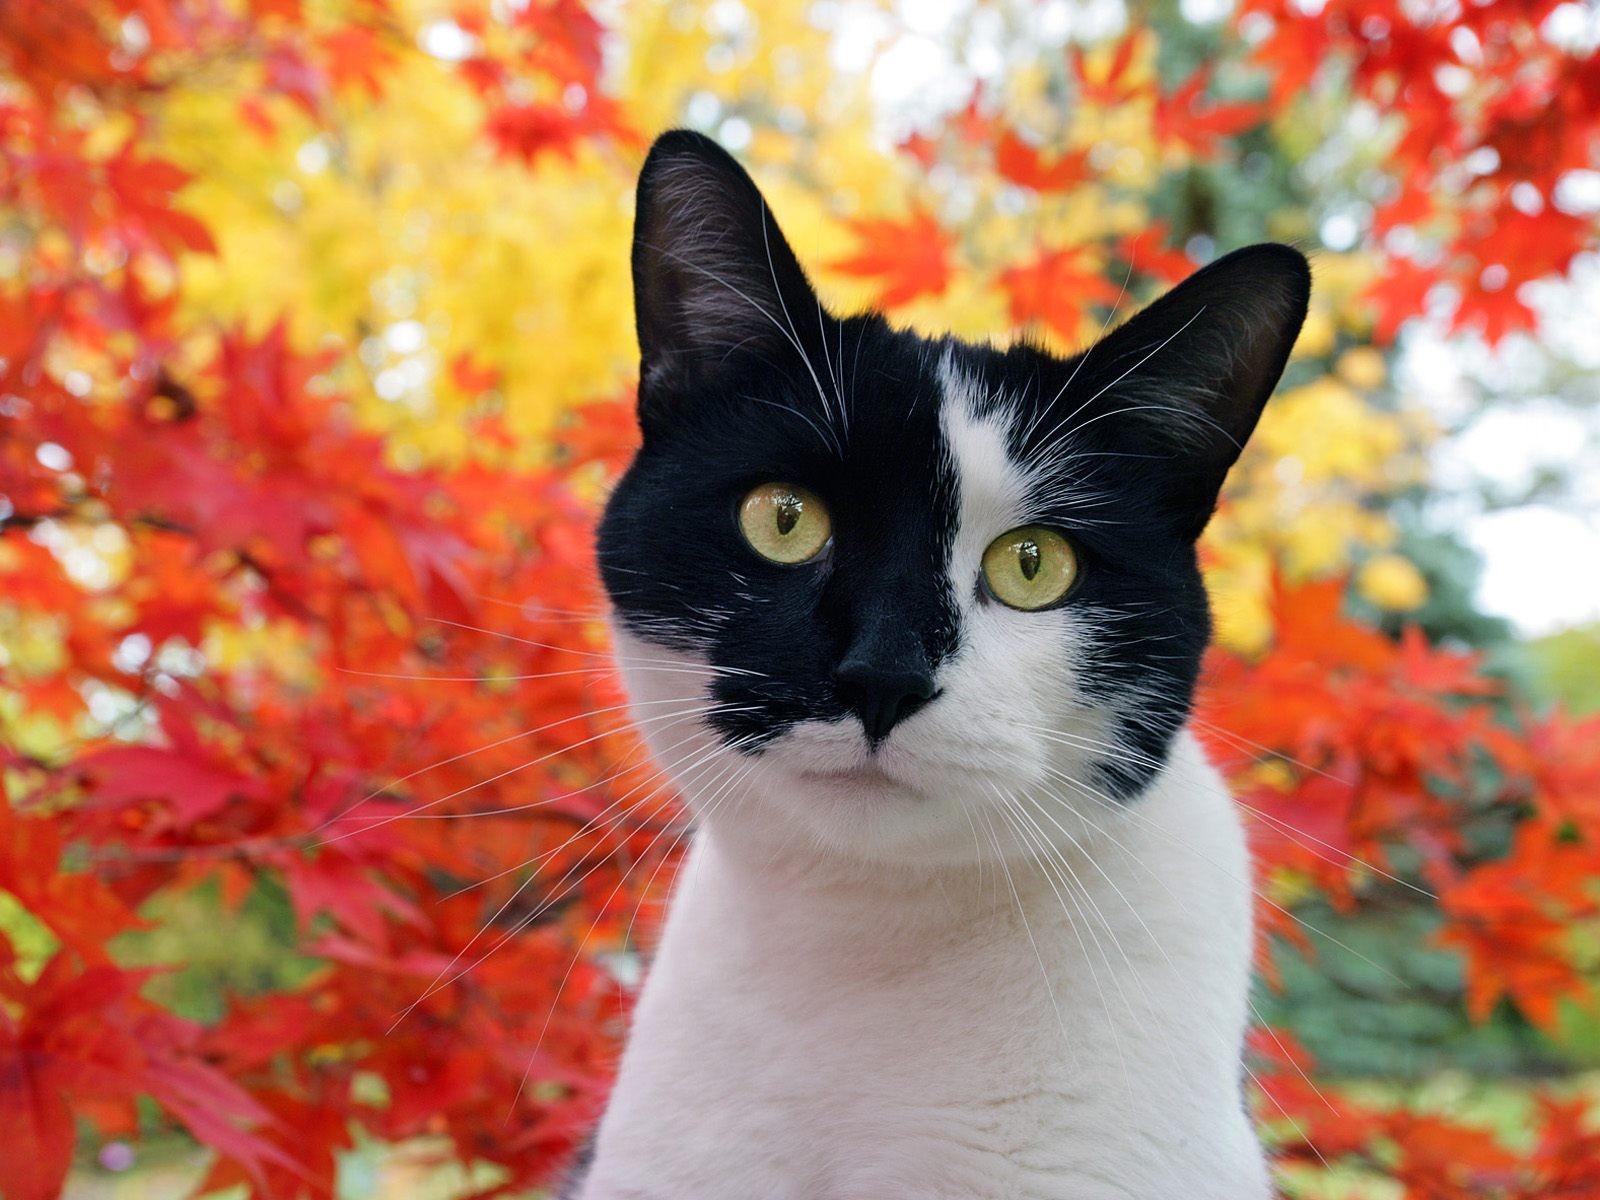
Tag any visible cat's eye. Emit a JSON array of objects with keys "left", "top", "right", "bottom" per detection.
[
  {"left": 981, "top": 526, "right": 1078, "bottom": 611},
  {"left": 738, "top": 482, "right": 831, "bottom": 565}
]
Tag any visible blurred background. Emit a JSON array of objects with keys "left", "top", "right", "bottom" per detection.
[{"left": 1, "top": 1, "right": 1598, "bottom": 1197}]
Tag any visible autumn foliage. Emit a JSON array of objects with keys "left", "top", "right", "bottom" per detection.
[{"left": 1, "top": 2, "right": 1597, "bottom": 1197}]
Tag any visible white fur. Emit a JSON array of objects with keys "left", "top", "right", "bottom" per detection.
[{"left": 579, "top": 382, "right": 1268, "bottom": 1198}]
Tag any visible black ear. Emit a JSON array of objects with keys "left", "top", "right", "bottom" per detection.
[
  {"left": 1062, "top": 243, "right": 1310, "bottom": 538},
  {"left": 632, "top": 130, "right": 823, "bottom": 430}
]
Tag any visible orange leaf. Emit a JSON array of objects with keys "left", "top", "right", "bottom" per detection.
[
  {"left": 830, "top": 209, "right": 955, "bottom": 309},
  {"left": 998, "top": 246, "right": 1124, "bottom": 343},
  {"left": 995, "top": 131, "right": 1091, "bottom": 192}
]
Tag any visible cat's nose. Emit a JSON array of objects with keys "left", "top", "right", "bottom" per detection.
[{"left": 833, "top": 657, "right": 938, "bottom": 746}]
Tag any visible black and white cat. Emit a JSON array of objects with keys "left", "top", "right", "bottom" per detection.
[{"left": 574, "top": 130, "right": 1309, "bottom": 1199}]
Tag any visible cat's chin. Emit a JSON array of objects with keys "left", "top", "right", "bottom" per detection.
[
  {"left": 702, "top": 753, "right": 1001, "bottom": 870},
  {"left": 767, "top": 753, "right": 932, "bottom": 814}
]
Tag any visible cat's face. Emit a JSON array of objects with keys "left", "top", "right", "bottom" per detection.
[{"left": 598, "top": 131, "right": 1308, "bottom": 867}]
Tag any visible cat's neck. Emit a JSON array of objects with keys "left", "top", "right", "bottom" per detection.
[{"left": 686, "top": 817, "right": 1025, "bottom": 953}]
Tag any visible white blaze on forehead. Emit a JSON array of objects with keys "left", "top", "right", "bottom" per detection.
[{"left": 937, "top": 353, "right": 1030, "bottom": 597}]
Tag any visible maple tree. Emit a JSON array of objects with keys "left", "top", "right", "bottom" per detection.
[{"left": 1, "top": 1, "right": 1597, "bottom": 1198}]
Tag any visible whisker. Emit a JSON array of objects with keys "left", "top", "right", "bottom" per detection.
[
  {"left": 995, "top": 793, "right": 1134, "bottom": 1089},
  {"left": 424, "top": 615, "right": 770, "bottom": 678},
  {"left": 317, "top": 700, "right": 723, "bottom": 847},
  {"left": 465, "top": 593, "right": 616, "bottom": 620},
  {"left": 1005, "top": 764, "right": 1342, "bottom": 1172},
  {"left": 336, "top": 663, "right": 731, "bottom": 684},
  {"left": 399, "top": 736, "right": 743, "bottom": 1027},
  {"left": 394, "top": 710, "right": 757, "bottom": 823},
  {"left": 1038, "top": 762, "right": 1408, "bottom": 989},
  {"left": 1027, "top": 249, "right": 1137, "bottom": 438},
  {"left": 1027, "top": 304, "right": 1211, "bottom": 459},
  {"left": 742, "top": 392, "right": 838, "bottom": 457},
  {"left": 635, "top": 237, "right": 844, "bottom": 456},
  {"left": 440, "top": 723, "right": 740, "bottom": 899},
  {"left": 310, "top": 696, "right": 686, "bottom": 836},
  {"left": 1015, "top": 721, "right": 1435, "bottom": 901},
  {"left": 1190, "top": 717, "right": 1358, "bottom": 789},
  {"left": 511, "top": 736, "right": 766, "bottom": 1115},
  {"left": 1033, "top": 786, "right": 1344, "bottom": 1123},
  {"left": 976, "top": 799, "right": 1085, "bottom": 1075}
]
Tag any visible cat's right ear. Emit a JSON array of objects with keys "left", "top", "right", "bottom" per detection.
[{"left": 632, "top": 130, "right": 821, "bottom": 429}]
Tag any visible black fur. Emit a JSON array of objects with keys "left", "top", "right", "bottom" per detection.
[
  {"left": 599, "top": 131, "right": 1309, "bottom": 797},
  {"left": 558, "top": 1133, "right": 597, "bottom": 1199}
]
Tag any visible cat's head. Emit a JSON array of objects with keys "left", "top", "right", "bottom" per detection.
[{"left": 598, "top": 131, "right": 1308, "bottom": 868}]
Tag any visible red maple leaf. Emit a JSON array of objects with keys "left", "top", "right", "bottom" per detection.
[
  {"left": 1437, "top": 858, "right": 1591, "bottom": 1032},
  {"left": 320, "top": 24, "right": 397, "bottom": 99},
  {"left": 999, "top": 246, "right": 1126, "bottom": 343},
  {"left": 1366, "top": 254, "right": 1438, "bottom": 344},
  {"left": 994, "top": 131, "right": 1091, "bottom": 192},
  {"left": 1115, "top": 222, "right": 1195, "bottom": 285},
  {"left": 830, "top": 209, "right": 956, "bottom": 309},
  {"left": 1072, "top": 31, "right": 1144, "bottom": 107},
  {"left": 1155, "top": 71, "right": 1265, "bottom": 155}
]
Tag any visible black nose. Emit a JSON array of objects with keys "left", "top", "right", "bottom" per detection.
[{"left": 833, "top": 658, "right": 938, "bottom": 746}]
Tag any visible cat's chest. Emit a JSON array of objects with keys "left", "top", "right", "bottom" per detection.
[
  {"left": 583, "top": 1070, "right": 1174, "bottom": 1200},
  {"left": 589, "top": 1056, "right": 1109, "bottom": 1200},
  {"left": 585, "top": 848, "right": 1187, "bottom": 1199},
  {"left": 640, "top": 852, "right": 1091, "bottom": 1093},
  {"left": 581, "top": 781, "right": 1267, "bottom": 1199}
]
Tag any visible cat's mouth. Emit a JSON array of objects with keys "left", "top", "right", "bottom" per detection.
[
  {"left": 795, "top": 760, "right": 903, "bottom": 789},
  {"left": 790, "top": 761, "right": 928, "bottom": 800},
  {"left": 753, "top": 716, "right": 928, "bottom": 797}
]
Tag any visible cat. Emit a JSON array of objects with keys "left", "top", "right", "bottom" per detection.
[{"left": 570, "top": 129, "right": 1310, "bottom": 1200}]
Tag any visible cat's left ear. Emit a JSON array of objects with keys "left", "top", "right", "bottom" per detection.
[
  {"left": 1064, "top": 244, "right": 1310, "bottom": 539},
  {"left": 631, "top": 130, "right": 823, "bottom": 431}
]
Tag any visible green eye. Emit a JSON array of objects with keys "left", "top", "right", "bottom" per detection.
[
  {"left": 739, "top": 483, "right": 831, "bottom": 564},
  {"left": 981, "top": 526, "right": 1078, "bottom": 611}
]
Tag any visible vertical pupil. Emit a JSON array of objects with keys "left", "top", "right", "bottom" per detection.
[
  {"left": 775, "top": 496, "right": 801, "bottom": 536},
  {"left": 1017, "top": 539, "right": 1041, "bottom": 581}
]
